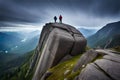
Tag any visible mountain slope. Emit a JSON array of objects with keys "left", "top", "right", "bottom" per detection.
[
  {"left": 0, "top": 50, "right": 34, "bottom": 80},
  {"left": 0, "top": 31, "right": 40, "bottom": 54},
  {"left": 87, "top": 21, "right": 120, "bottom": 48}
]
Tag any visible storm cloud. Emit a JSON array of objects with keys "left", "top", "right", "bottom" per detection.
[{"left": 0, "top": 0, "right": 120, "bottom": 28}]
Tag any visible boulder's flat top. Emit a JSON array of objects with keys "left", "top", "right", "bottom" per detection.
[{"left": 45, "top": 23, "right": 81, "bottom": 34}]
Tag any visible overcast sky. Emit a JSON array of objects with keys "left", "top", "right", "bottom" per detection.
[{"left": 0, "top": 0, "right": 120, "bottom": 31}]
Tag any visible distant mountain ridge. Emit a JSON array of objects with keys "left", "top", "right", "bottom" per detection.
[
  {"left": 0, "top": 32, "right": 21, "bottom": 52},
  {"left": 78, "top": 28, "right": 97, "bottom": 38},
  {"left": 87, "top": 21, "right": 120, "bottom": 48}
]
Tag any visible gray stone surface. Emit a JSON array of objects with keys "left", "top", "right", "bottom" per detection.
[
  {"left": 41, "top": 71, "right": 52, "bottom": 80},
  {"left": 78, "top": 63, "right": 112, "bottom": 80},
  {"left": 74, "top": 49, "right": 120, "bottom": 80},
  {"left": 32, "top": 23, "right": 87, "bottom": 80},
  {"left": 59, "top": 54, "right": 73, "bottom": 63},
  {"left": 73, "top": 49, "right": 98, "bottom": 72},
  {"left": 103, "top": 55, "right": 120, "bottom": 63},
  {"left": 71, "top": 34, "right": 87, "bottom": 56},
  {"left": 75, "top": 50, "right": 120, "bottom": 80},
  {"left": 95, "top": 49, "right": 120, "bottom": 57},
  {"left": 95, "top": 59, "right": 120, "bottom": 80}
]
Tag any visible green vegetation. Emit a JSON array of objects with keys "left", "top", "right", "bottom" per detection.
[
  {"left": 47, "top": 54, "right": 82, "bottom": 80},
  {"left": 86, "top": 46, "right": 91, "bottom": 50},
  {"left": 0, "top": 50, "right": 34, "bottom": 80},
  {"left": 113, "top": 46, "right": 120, "bottom": 52},
  {"left": 66, "top": 71, "right": 80, "bottom": 80}
]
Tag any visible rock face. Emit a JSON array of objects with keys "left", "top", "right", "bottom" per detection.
[
  {"left": 74, "top": 49, "right": 120, "bottom": 80},
  {"left": 73, "top": 49, "right": 98, "bottom": 72},
  {"left": 32, "top": 23, "right": 87, "bottom": 80}
]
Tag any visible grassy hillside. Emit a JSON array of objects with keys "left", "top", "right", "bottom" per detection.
[{"left": 46, "top": 54, "right": 82, "bottom": 80}]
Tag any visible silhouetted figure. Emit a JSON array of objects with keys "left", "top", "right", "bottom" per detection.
[
  {"left": 59, "top": 15, "right": 62, "bottom": 23},
  {"left": 54, "top": 16, "right": 57, "bottom": 23}
]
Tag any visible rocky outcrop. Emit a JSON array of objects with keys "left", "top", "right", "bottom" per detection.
[
  {"left": 73, "top": 49, "right": 98, "bottom": 72},
  {"left": 73, "top": 49, "right": 120, "bottom": 80},
  {"left": 31, "top": 23, "right": 87, "bottom": 80}
]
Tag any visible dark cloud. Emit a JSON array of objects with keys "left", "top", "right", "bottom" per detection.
[
  {"left": 0, "top": 0, "right": 44, "bottom": 25},
  {"left": 89, "top": 0, "right": 120, "bottom": 17},
  {"left": 0, "top": 0, "right": 38, "bottom": 26},
  {"left": 0, "top": 0, "right": 120, "bottom": 27}
]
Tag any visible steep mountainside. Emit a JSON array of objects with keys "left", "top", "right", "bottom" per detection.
[
  {"left": 0, "top": 50, "right": 34, "bottom": 80},
  {"left": 87, "top": 21, "right": 120, "bottom": 48}
]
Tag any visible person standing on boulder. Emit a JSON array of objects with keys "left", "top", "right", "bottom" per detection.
[
  {"left": 59, "top": 15, "right": 62, "bottom": 23},
  {"left": 54, "top": 16, "right": 57, "bottom": 23}
]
